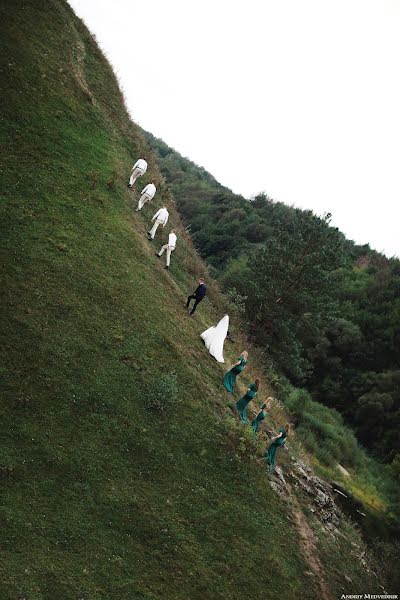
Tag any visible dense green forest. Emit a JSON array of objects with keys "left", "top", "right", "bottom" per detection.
[{"left": 146, "top": 131, "right": 400, "bottom": 471}]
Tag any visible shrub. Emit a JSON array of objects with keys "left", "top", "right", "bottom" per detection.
[
  {"left": 285, "top": 388, "right": 311, "bottom": 422},
  {"left": 225, "top": 287, "right": 248, "bottom": 316},
  {"left": 297, "top": 426, "right": 318, "bottom": 454},
  {"left": 287, "top": 385, "right": 366, "bottom": 468},
  {"left": 315, "top": 446, "right": 336, "bottom": 467},
  {"left": 145, "top": 372, "right": 178, "bottom": 415}
]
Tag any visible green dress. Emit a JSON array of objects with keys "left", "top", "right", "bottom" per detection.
[
  {"left": 223, "top": 356, "right": 247, "bottom": 393},
  {"left": 266, "top": 428, "right": 287, "bottom": 473},
  {"left": 252, "top": 409, "right": 267, "bottom": 433},
  {"left": 236, "top": 383, "right": 257, "bottom": 424}
]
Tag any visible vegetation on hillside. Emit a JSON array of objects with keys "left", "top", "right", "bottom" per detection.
[
  {"left": 0, "top": 1, "right": 397, "bottom": 598},
  {"left": 145, "top": 130, "right": 400, "bottom": 549},
  {"left": 146, "top": 132, "right": 400, "bottom": 468}
]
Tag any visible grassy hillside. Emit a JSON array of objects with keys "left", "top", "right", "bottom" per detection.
[
  {"left": 144, "top": 131, "right": 400, "bottom": 542},
  {"left": 0, "top": 1, "right": 386, "bottom": 599}
]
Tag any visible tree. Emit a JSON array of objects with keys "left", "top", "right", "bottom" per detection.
[{"left": 242, "top": 211, "right": 344, "bottom": 381}]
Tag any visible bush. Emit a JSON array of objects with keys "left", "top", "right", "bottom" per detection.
[
  {"left": 315, "top": 447, "right": 337, "bottom": 467},
  {"left": 297, "top": 427, "right": 318, "bottom": 454},
  {"left": 286, "top": 385, "right": 366, "bottom": 468},
  {"left": 285, "top": 388, "right": 311, "bottom": 422},
  {"left": 145, "top": 372, "right": 179, "bottom": 415},
  {"left": 225, "top": 287, "right": 248, "bottom": 316}
]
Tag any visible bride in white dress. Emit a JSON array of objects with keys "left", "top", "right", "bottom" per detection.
[{"left": 200, "top": 315, "right": 229, "bottom": 363}]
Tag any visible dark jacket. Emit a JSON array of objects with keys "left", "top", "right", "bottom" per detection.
[{"left": 194, "top": 283, "right": 207, "bottom": 300}]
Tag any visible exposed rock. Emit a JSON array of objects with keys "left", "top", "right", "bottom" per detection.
[
  {"left": 275, "top": 465, "right": 287, "bottom": 486},
  {"left": 268, "top": 466, "right": 289, "bottom": 498},
  {"left": 289, "top": 457, "right": 342, "bottom": 531},
  {"left": 269, "top": 479, "right": 286, "bottom": 498},
  {"left": 356, "top": 551, "right": 372, "bottom": 574},
  {"left": 332, "top": 487, "right": 348, "bottom": 499},
  {"left": 331, "top": 481, "right": 365, "bottom": 520},
  {"left": 336, "top": 463, "right": 351, "bottom": 478},
  {"left": 267, "top": 455, "right": 346, "bottom": 535},
  {"left": 331, "top": 481, "right": 349, "bottom": 496}
]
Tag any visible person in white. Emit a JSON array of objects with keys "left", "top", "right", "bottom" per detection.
[
  {"left": 147, "top": 206, "right": 169, "bottom": 240},
  {"left": 156, "top": 229, "right": 177, "bottom": 269},
  {"left": 200, "top": 315, "right": 229, "bottom": 363},
  {"left": 128, "top": 158, "right": 148, "bottom": 187},
  {"left": 136, "top": 183, "right": 156, "bottom": 212}
]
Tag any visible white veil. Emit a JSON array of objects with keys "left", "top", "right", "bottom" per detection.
[{"left": 200, "top": 315, "right": 229, "bottom": 363}]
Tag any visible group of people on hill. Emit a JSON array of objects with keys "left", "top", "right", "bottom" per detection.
[
  {"left": 128, "top": 158, "right": 289, "bottom": 473},
  {"left": 223, "top": 350, "right": 291, "bottom": 473},
  {"left": 198, "top": 311, "right": 290, "bottom": 473},
  {"left": 128, "top": 158, "right": 177, "bottom": 269}
]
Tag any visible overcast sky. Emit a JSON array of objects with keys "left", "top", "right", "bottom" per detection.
[{"left": 69, "top": 0, "right": 400, "bottom": 257}]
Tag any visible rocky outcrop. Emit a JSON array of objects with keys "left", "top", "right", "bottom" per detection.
[
  {"left": 336, "top": 463, "right": 351, "bottom": 478},
  {"left": 289, "top": 457, "right": 342, "bottom": 531},
  {"left": 271, "top": 456, "right": 343, "bottom": 532}
]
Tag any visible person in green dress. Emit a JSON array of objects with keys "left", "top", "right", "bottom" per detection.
[
  {"left": 265, "top": 423, "right": 290, "bottom": 474},
  {"left": 223, "top": 350, "right": 248, "bottom": 393},
  {"left": 236, "top": 378, "right": 260, "bottom": 424},
  {"left": 252, "top": 397, "right": 272, "bottom": 433}
]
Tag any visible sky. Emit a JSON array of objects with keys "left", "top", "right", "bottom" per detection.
[{"left": 68, "top": 0, "right": 400, "bottom": 258}]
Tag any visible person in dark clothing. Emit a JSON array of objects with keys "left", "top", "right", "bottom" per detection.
[{"left": 186, "top": 278, "right": 207, "bottom": 316}]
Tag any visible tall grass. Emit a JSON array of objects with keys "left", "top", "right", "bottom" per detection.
[{"left": 285, "top": 387, "right": 364, "bottom": 468}]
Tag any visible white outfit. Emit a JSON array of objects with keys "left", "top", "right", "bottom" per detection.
[
  {"left": 149, "top": 207, "right": 169, "bottom": 239},
  {"left": 158, "top": 232, "right": 177, "bottom": 267},
  {"left": 129, "top": 158, "right": 147, "bottom": 186},
  {"left": 167, "top": 232, "right": 177, "bottom": 248},
  {"left": 137, "top": 183, "right": 156, "bottom": 211},
  {"left": 201, "top": 315, "right": 229, "bottom": 363}
]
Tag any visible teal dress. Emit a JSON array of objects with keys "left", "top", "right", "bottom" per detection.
[
  {"left": 252, "top": 409, "right": 267, "bottom": 433},
  {"left": 236, "top": 383, "right": 257, "bottom": 424},
  {"left": 266, "top": 428, "right": 287, "bottom": 473},
  {"left": 223, "top": 356, "right": 247, "bottom": 393}
]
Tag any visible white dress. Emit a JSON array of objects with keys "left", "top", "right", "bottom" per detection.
[{"left": 200, "top": 315, "right": 229, "bottom": 363}]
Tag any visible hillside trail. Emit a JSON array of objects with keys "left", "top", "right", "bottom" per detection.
[
  {"left": 225, "top": 382, "right": 334, "bottom": 599},
  {"left": 286, "top": 483, "right": 334, "bottom": 600},
  {"left": 225, "top": 371, "right": 333, "bottom": 599}
]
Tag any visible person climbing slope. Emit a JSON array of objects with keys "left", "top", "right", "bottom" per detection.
[
  {"left": 128, "top": 157, "right": 147, "bottom": 187},
  {"left": 136, "top": 182, "right": 156, "bottom": 211},
  {"left": 147, "top": 206, "right": 169, "bottom": 240},
  {"left": 252, "top": 398, "right": 272, "bottom": 433},
  {"left": 265, "top": 423, "right": 290, "bottom": 474},
  {"left": 223, "top": 350, "right": 248, "bottom": 393},
  {"left": 155, "top": 229, "right": 177, "bottom": 269},
  {"left": 186, "top": 278, "right": 207, "bottom": 316},
  {"left": 236, "top": 379, "right": 260, "bottom": 424}
]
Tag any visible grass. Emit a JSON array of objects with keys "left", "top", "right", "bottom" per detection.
[
  {"left": 0, "top": 1, "right": 388, "bottom": 598},
  {"left": 282, "top": 386, "right": 400, "bottom": 528},
  {"left": 316, "top": 518, "right": 379, "bottom": 598},
  {"left": 0, "top": 2, "right": 317, "bottom": 598}
]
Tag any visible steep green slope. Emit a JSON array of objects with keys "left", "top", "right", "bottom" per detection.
[
  {"left": 145, "top": 134, "right": 400, "bottom": 501},
  {"left": 0, "top": 2, "right": 384, "bottom": 599}
]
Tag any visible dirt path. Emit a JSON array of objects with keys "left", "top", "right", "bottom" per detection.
[{"left": 286, "top": 484, "right": 334, "bottom": 600}]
